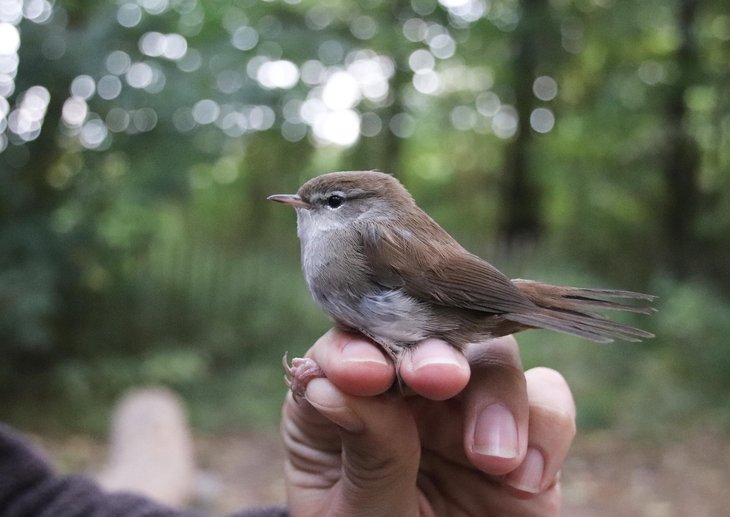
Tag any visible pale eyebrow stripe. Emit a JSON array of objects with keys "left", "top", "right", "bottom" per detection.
[{"left": 311, "top": 188, "right": 370, "bottom": 203}]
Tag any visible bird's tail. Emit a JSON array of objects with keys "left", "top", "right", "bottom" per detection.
[{"left": 505, "top": 279, "right": 656, "bottom": 343}]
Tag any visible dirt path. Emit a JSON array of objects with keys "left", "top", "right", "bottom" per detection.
[{"left": 35, "top": 429, "right": 730, "bottom": 516}]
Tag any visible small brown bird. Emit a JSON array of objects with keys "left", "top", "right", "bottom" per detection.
[{"left": 269, "top": 171, "right": 655, "bottom": 397}]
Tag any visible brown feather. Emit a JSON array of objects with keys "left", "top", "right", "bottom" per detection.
[
  {"left": 507, "top": 280, "right": 656, "bottom": 342},
  {"left": 360, "top": 218, "right": 537, "bottom": 315}
]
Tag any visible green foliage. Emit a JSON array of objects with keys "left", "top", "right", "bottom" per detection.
[
  {"left": 653, "top": 280, "right": 730, "bottom": 398},
  {"left": 0, "top": 0, "right": 728, "bottom": 436}
]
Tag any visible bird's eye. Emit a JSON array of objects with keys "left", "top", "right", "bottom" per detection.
[{"left": 326, "top": 195, "right": 344, "bottom": 209}]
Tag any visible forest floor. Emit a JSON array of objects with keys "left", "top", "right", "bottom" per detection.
[{"left": 35, "top": 428, "right": 730, "bottom": 517}]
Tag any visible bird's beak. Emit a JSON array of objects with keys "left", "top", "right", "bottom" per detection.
[{"left": 267, "top": 194, "right": 310, "bottom": 209}]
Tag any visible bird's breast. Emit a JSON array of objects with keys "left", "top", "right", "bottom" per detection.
[{"left": 297, "top": 225, "right": 432, "bottom": 344}]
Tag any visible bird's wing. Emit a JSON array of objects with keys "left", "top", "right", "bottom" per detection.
[{"left": 360, "top": 219, "right": 535, "bottom": 314}]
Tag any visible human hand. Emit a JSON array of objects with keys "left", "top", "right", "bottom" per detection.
[{"left": 281, "top": 329, "right": 575, "bottom": 516}]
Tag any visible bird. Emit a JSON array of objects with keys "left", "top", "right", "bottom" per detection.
[{"left": 268, "top": 170, "right": 655, "bottom": 397}]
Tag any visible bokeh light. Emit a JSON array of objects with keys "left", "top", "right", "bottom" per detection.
[
  {"left": 476, "top": 91, "right": 501, "bottom": 116},
  {"left": 322, "top": 71, "right": 360, "bottom": 110},
  {"left": 192, "top": 99, "right": 220, "bottom": 125},
  {"left": 139, "top": 32, "right": 188, "bottom": 60},
  {"left": 106, "top": 50, "right": 132, "bottom": 75},
  {"left": 450, "top": 105, "right": 477, "bottom": 131},
  {"left": 389, "top": 113, "right": 415, "bottom": 138},
  {"left": 62, "top": 96, "right": 88, "bottom": 128},
  {"left": 255, "top": 60, "right": 299, "bottom": 90},
  {"left": 312, "top": 109, "right": 360, "bottom": 146},
  {"left": 360, "top": 112, "right": 382, "bottom": 137},
  {"left": 0, "top": 1, "right": 22, "bottom": 25},
  {"left": 533, "top": 75, "right": 558, "bottom": 101},
  {"left": 7, "top": 85, "right": 49, "bottom": 142},
  {"left": 290, "top": 50, "right": 394, "bottom": 146},
  {"left": 409, "top": 49, "right": 435, "bottom": 72},
  {"left": 117, "top": 3, "right": 142, "bottom": 28},
  {"left": 79, "top": 118, "right": 109, "bottom": 149},
  {"left": 106, "top": 107, "right": 130, "bottom": 133},
  {"left": 97, "top": 75, "right": 123, "bottom": 100},
  {"left": 350, "top": 15, "right": 377, "bottom": 40},
  {"left": 492, "top": 105, "right": 518, "bottom": 139},
  {"left": 0, "top": 22, "right": 20, "bottom": 53},
  {"left": 231, "top": 25, "right": 259, "bottom": 51},
  {"left": 438, "top": 0, "right": 488, "bottom": 24},
  {"left": 70, "top": 75, "right": 96, "bottom": 100},
  {"left": 530, "top": 107, "right": 555, "bottom": 133},
  {"left": 23, "top": 0, "right": 54, "bottom": 23}
]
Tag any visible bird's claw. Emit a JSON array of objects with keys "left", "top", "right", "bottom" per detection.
[{"left": 282, "top": 352, "right": 324, "bottom": 403}]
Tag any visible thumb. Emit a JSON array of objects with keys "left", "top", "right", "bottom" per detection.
[{"left": 305, "top": 378, "right": 421, "bottom": 517}]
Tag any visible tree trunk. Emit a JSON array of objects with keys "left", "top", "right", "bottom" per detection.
[
  {"left": 662, "top": 0, "right": 700, "bottom": 278},
  {"left": 498, "top": 0, "right": 547, "bottom": 248}
]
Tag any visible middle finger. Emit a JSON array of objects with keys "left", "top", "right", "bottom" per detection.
[{"left": 462, "top": 335, "right": 529, "bottom": 476}]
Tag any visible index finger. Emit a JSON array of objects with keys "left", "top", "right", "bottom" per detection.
[{"left": 306, "top": 329, "right": 396, "bottom": 397}]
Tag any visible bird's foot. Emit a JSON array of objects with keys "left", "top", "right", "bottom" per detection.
[{"left": 282, "top": 353, "right": 324, "bottom": 403}]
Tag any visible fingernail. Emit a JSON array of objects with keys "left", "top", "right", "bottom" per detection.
[
  {"left": 341, "top": 338, "right": 389, "bottom": 366},
  {"left": 305, "top": 378, "right": 364, "bottom": 433},
  {"left": 472, "top": 403, "right": 519, "bottom": 459},
  {"left": 506, "top": 447, "right": 545, "bottom": 493},
  {"left": 411, "top": 340, "right": 463, "bottom": 370}
]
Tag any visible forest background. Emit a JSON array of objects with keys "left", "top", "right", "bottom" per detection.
[{"left": 1, "top": 0, "right": 730, "bottom": 510}]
